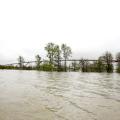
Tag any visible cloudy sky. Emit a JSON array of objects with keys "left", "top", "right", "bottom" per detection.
[{"left": 0, "top": 0, "right": 120, "bottom": 64}]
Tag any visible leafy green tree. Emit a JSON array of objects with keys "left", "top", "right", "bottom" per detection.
[
  {"left": 35, "top": 54, "right": 41, "bottom": 70},
  {"left": 18, "top": 56, "right": 25, "bottom": 68},
  {"left": 80, "top": 59, "right": 90, "bottom": 72},
  {"left": 71, "top": 61, "right": 80, "bottom": 71},
  {"left": 79, "top": 59, "right": 86, "bottom": 72},
  {"left": 41, "top": 62, "right": 54, "bottom": 71},
  {"left": 61, "top": 44, "right": 72, "bottom": 71},
  {"left": 95, "top": 56, "right": 106, "bottom": 72},
  {"left": 45, "top": 42, "right": 56, "bottom": 65},
  {"left": 54, "top": 45, "right": 62, "bottom": 71},
  {"left": 103, "top": 52, "right": 113, "bottom": 73},
  {"left": 116, "top": 52, "right": 120, "bottom": 73}
]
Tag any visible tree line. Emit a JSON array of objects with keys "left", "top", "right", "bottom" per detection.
[
  {"left": 17, "top": 43, "right": 72, "bottom": 71},
  {"left": 0, "top": 42, "right": 120, "bottom": 73}
]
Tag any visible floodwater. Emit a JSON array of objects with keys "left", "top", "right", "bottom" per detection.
[{"left": 0, "top": 70, "right": 120, "bottom": 120}]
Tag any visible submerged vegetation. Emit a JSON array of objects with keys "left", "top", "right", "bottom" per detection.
[
  {"left": 0, "top": 42, "right": 120, "bottom": 73},
  {"left": 116, "top": 52, "right": 120, "bottom": 73}
]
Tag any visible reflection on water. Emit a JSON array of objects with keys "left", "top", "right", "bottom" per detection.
[{"left": 0, "top": 70, "right": 120, "bottom": 120}]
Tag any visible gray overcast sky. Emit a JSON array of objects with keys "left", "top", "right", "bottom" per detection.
[{"left": 0, "top": 0, "right": 120, "bottom": 64}]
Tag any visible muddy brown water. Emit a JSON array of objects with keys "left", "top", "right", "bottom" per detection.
[{"left": 0, "top": 70, "right": 120, "bottom": 120}]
